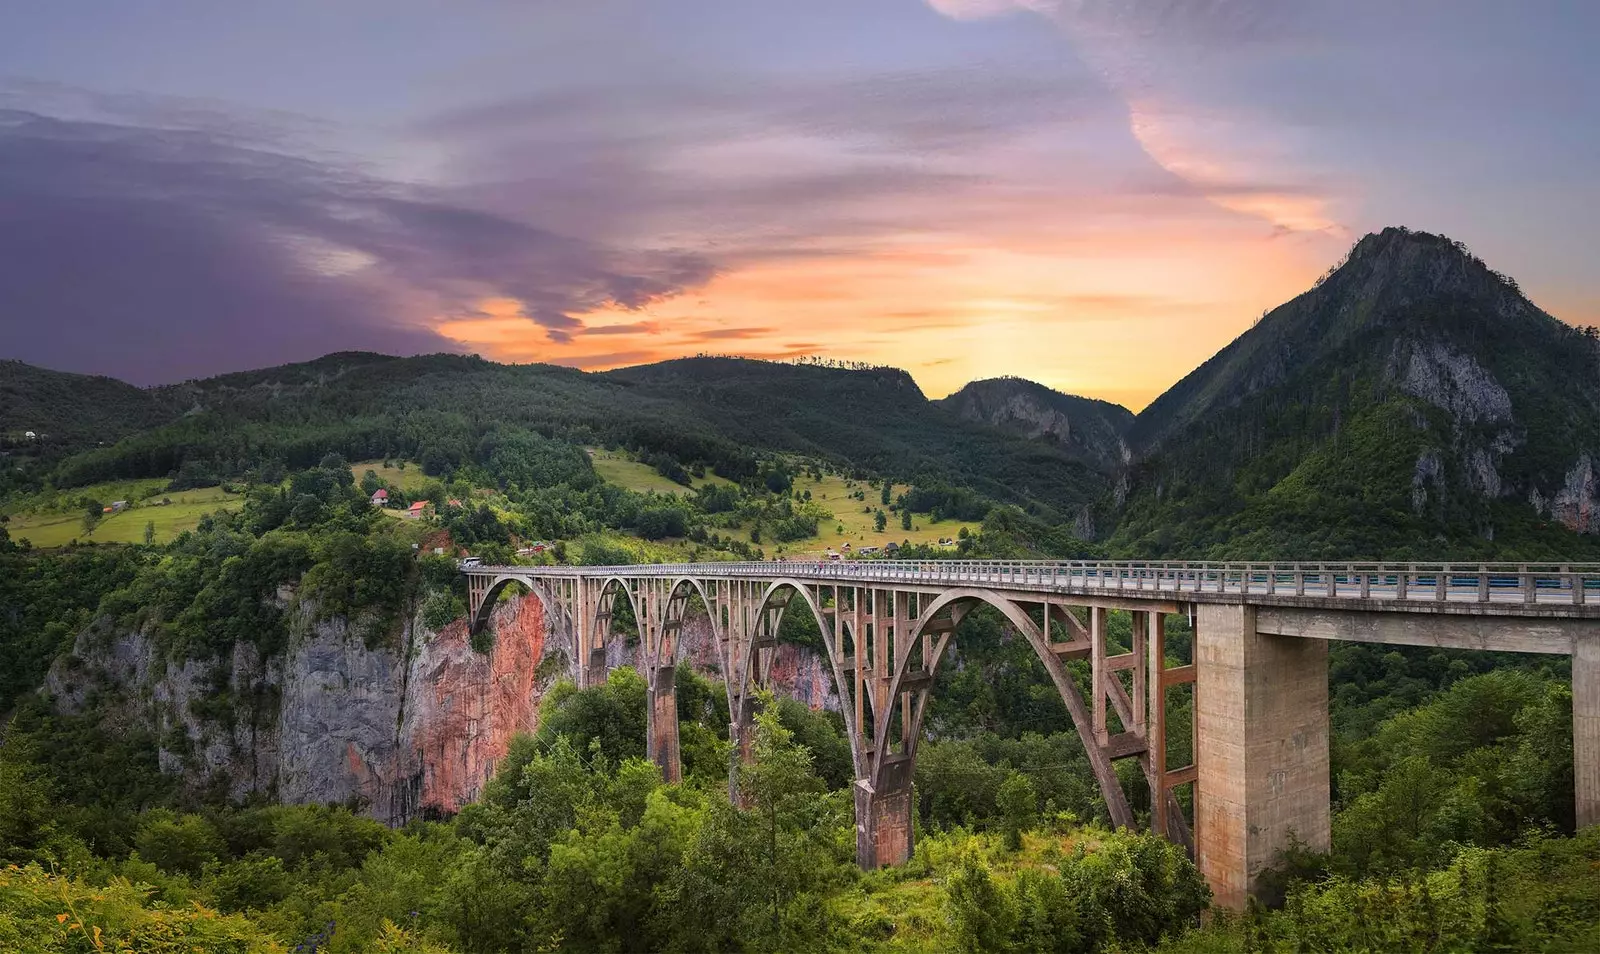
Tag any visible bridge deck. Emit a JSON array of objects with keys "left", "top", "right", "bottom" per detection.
[{"left": 465, "top": 560, "right": 1600, "bottom": 618}]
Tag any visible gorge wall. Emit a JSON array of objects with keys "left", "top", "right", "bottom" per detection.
[{"left": 45, "top": 590, "right": 839, "bottom": 824}]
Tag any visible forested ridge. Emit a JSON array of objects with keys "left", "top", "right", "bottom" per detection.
[{"left": 4, "top": 228, "right": 1600, "bottom": 950}]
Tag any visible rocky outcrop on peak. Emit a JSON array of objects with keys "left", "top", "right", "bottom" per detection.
[
  {"left": 1108, "top": 226, "right": 1600, "bottom": 556},
  {"left": 939, "top": 377, "right": 1132, "bottom": 472}
]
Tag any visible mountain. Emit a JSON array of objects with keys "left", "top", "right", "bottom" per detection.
[
  {"left": 938, "top": 377, "right": 1132, "bottom": 471},
  {"left": 1109, "top": 227, "right": 1600, "bottom": 560},
  {"left": 0, "top": 360, "right": 176, "bottom": 448},
  {"left": 15, "top": 353, "right": 1110, "bottom": 518}
]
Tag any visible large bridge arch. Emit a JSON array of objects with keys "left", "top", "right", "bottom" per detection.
[
  {"left": 880, "top": 590, "right": 1137, "bottom": 829},
  {"left": 720, "top": 580, "right": 836, "bottom": 789},
  {"left": 468, "top": 575, "right": 583, "bottom": 679}
]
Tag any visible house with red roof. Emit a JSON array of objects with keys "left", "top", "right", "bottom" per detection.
[
  {"left": 370, "top": 488, "right": 389, "bottom": 507},
  {"left": 406, "top": 500, "right": 433, "bottom": 519}
]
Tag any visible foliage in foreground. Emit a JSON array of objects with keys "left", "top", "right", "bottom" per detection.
[
  {"left": 0, "top": 863, "right": 285, "bottom": 953},
  {"left": 1164, "top": 828, "right": 1600, "bottom": 953}
]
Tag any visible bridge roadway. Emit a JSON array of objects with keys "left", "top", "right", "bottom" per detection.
[{"left": 461, "top": 559, "right": 1600, "bottom": 908}]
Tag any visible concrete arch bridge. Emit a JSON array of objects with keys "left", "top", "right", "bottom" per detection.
[{"left": 464, "top": 559, "right": 1600, "bottom": 907}]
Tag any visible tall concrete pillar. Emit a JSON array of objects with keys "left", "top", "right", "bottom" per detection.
[
  {"left": 1195, "top": 603, "right": 1329, "bottom": 909},
  {"left": 586, "top": 648, "right": 608, "bottom": 690},
  {"left": 646, "top": 665, "right": 682, "bottom": 784},
  {"left": 855, "top": 757, "right": 914, "bottom": 868},
  {"left": 1577, "top": 638, "right": 1600, "bottom": 830},
  {"left": 727, "top": 697, "right": 759, "bottom": 806}
]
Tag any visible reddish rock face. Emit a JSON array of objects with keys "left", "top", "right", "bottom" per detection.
[
  {"left": 49, "top": 586, "right": 843, "bottom": 827},
  {"left": 403, "top": 594, "right": 550, "bottom": 816}
]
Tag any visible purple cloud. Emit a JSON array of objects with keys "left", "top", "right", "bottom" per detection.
[{"left": 0, "top": 106, "right": 716, "bottom": 383}]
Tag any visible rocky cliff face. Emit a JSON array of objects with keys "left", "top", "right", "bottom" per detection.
[
  {"left": 1109, "top": 227, "right": 1600, "bottom": 554},
  {"left": 939, "top": 377, "right": 1133, "bottom": 472},
  {"left": 47, "top": 589, "right": 839, "bottom": 824}
]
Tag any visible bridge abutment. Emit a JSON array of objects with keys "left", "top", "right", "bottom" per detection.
[
  {"left": 1195, "top": 603, "right": 1330, "bottom": 909},
  {"left": 1578, "top": 639, "right": 1599, "bottom": 830},
  {"left": 647, "top": 664, "right": 682, "bottom": 784},
  {"left": 855, "top": 758, "right": 915, "bottom": 868}
]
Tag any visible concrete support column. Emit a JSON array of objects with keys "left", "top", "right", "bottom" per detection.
[
  {"left": 1195, "top": 603, "right": 1330, "bottom": 909},
  {"left": 1577, "top": 639, "right": 1600, "bottom": 829},
  {"left": 727, "top": 698, "right": 759, "bottom": 805},
  {"left": 646, "top": 664, "right": 682, "bottom": 785},
  {"left": 855, "top": 757, "right": 914, "bottom": 869},
  {"left": 586, "top": 648, "right": 608, "bottom": 690}
]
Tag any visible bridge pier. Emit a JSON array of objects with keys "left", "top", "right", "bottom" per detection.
[
  {"left": 1195, "top": 604, "right": 1330, "bottom": 909},
  {"left": 647, "top": 664, "right": 683, "bottom": 784},
  {"left": 1578, "top": 638, "right": 1599, "bottom": 830},
  {"left": 855, "top": 758, "right": 915, "bottom": 868},
  {"left": 727, "top": 697, "right": 759, "bottom": 805},
  {"left": 585, "top": 648, "right": 608, "bottom": 689}
]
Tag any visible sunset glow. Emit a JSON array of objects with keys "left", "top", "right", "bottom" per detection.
[{"left": 2, "top": 1, "right": 1596, "bottom": 406}]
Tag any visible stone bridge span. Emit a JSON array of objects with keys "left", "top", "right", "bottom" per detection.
[{"left": 463, "top": 560, "right": 1600, "bottom": 907}]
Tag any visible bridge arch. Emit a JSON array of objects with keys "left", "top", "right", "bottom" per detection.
[
  {"left": 726, "top": 580, "right": 847, "bottom": 776},
  {"left": 467, "top": 574, "right": 585, "bottom": 684},
  {"left": 879, "top": 590, "right": 1135, "bottom": 829}
]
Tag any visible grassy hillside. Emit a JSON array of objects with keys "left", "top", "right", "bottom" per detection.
[
  {"left": 29, "top": 353, "right": 1106, "bottom": 522},
  {"left": 587, "top": 448, "right": 734, "bottom": 495},
  {"left": 1, "top": 481, "right": 241, "bottom": 547},
  {"left": 786, "top": 473, "right": 975, "bottom": 557}
]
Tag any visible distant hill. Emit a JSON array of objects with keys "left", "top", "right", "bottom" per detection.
[
  {"left": 0, "top": 360, "right": 175, "bottom": 449},
  {"left": 14, "top": 353, "right": 1110, "bottom": 519},
  {"left": 1109, "top": 227, "right": 1600, "bottom": 560},
  {"left": 938, "top": 377, "right": 1132, "bottom": 471}
]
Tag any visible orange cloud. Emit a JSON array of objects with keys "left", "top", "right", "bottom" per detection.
[{"left": 437, "top": 222, "right": 1337, "bottom": 411}]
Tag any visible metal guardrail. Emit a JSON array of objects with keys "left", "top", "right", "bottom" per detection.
[{"left": 463, "top": 560, "right": 1600, "bottom": 608}]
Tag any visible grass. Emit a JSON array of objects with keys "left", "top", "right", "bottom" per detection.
[
  {"left": 349, "top": 460, "right": 433, "bottom": 494},
  {"left": 4, "top": 485, "right": 242, "bottom": 547},
  {"left": 776, "top": 474, "right": 976, "bottom": 558},
  {"left": 587, "top": 448, "right": 735, "bottom": 496},
  {"left": 0, "top": 477, "right": 172, "bottom": 518}
]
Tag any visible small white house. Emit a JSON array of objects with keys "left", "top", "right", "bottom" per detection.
[
  {"left": 23, "top": 431, "right": 36, "bottom": 440},
  {"left": 371, "top": 488, "right": 389, "bottom": 507}
]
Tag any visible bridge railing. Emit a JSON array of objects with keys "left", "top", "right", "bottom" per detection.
[{"left": 465, "top": 560, "right": 1600, "bottom": 607}]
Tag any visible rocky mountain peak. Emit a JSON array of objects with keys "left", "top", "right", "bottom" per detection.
[
  {"left": 938, "top": 376, "right": 1133, "bottom": 472},
  {"left": 1312, "top": 226, "right": 1534, "bottom": 325}
]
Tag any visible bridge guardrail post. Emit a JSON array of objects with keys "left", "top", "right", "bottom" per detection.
[
  {"left": 1479, "top": 566, "right": 1490, "bottom": 602},
  {"left": 1522, "top": 564, "right": 1534, "bottom": 604}
]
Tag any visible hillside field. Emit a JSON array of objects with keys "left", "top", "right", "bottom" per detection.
[
  {"left": 349, "top": 459, "right": 434, "bottom": 494},
  {"left": 776, "top": 473, "right": 975, "bottom": 558},
  {"left": 3, "top": 484, "right": 241, "bottom": 547},
  {"left": 587, "top": 448, "right": 735, "bottom": 495}
]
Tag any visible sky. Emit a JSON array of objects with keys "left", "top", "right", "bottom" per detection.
[{"left": 1, "top": 1, "right": 1596, "bottom": 410}]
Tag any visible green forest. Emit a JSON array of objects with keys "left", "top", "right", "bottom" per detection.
[{"left": 1, "top": 454, "right": 1597, "bottom": 950}]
